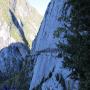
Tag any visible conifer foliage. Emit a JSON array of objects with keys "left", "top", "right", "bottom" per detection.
[{"left": 54, "top": 0, "right": 90, "bottom": 89}]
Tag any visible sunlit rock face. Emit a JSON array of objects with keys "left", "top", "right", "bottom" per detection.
[
  {"left": 30, "top": 0, "right": 79, "bottom": 90},
  {"left": 0, "top": 0, "right": 42, "bottom": 49}
]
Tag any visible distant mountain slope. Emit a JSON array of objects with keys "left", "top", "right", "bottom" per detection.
[{"left": 0, "top": 0, "right": 42, "bottom": 49}]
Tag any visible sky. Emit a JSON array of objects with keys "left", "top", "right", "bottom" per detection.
[{"left": 27, "top": 0, "right": 51, "bottom": 15}]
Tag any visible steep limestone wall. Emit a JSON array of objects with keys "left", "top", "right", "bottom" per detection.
[{"left": 30, "top": 0, "right": 79, "bottom": 90}]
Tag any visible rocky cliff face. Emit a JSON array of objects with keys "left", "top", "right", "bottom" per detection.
[
  {"left": 0, "top": 0, "right": 42, "bottom": 49},
  {"left": 30, "top": 0, "right": 78, "bottom": 90}
]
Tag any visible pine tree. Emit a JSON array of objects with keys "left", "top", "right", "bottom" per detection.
[{"left": 54, "top": 0, "right": 90, "bottom": 90}]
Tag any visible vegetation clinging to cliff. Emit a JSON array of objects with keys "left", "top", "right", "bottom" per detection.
[{"left": 54, "top": 0, "right": 90, "bottom": 89}]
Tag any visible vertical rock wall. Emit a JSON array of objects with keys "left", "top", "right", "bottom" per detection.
[{"left": 30, "top": 0, "right": 79, "bottom": 90}]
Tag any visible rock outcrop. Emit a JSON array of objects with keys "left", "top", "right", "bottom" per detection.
[
  {"left": 0, "top": 42, "right": 30, "bottom": 73},
  {"left": 30, "top": 0, "right": 79, "bottom": 90},
  {"left": 0, "top": 42, "right": 34, "bottom": 90}
]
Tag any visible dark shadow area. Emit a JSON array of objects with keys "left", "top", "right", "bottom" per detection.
[
  {"left": 0, "top": 42, "right": 33, "bottom": 90},
  {"left": 9, "top": 9, "right": 29, "bottom": 46}
]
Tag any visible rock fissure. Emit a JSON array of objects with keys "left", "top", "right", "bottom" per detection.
[{"left": 30, "top": 48, "right": 59, "bottom": 57}]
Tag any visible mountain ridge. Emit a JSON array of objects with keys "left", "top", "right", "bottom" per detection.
[{"left": 0, "top": 0, "right": 42, "bottom": 49}]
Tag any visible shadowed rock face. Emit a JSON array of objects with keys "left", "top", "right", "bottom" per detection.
[
  {"left": 0, "top": 42, "right": 30, "bottom": 73},
  {"left": 0, "top": 0, "right": 42, "bottom": 49},
  {"left": 0, "top": 42, "right": 32, "bottom": 90},
  {"left": 30, "top": 0, "right": 79, "bottom": 90}
]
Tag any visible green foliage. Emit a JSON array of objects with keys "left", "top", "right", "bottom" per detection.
[
  {"left": 67, "top": 80, "right": 71, "bottom": 90},
  {"left": 54, "top": 0, "right": 90, "bottom": 90},
  {"left": 53, "top": 27, "right": 65, "bottom": 38}
]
